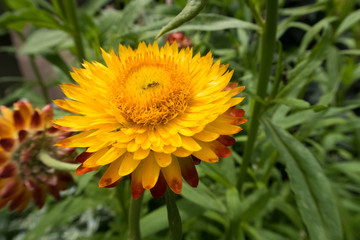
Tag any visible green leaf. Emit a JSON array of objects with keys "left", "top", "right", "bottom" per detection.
[
  {"left": 240, "top": 187, "right": 270, "bottom": 222},
  {"left": 279, "top": 4, "right": 325, "bottom": 16},
  {"left": 3, "top": 0, "right": 35, "bottom": 10},
  {"left": 181, "top": 182, "right": 226, "bottom": 213},
  {"left": 0, "top": 8, "right": 66, "bottom": 31},
  {"left": 20, "top": 28, "right": 70, "bottom": 54},
  {"left": 117, "top": 0, "right": 152, "bottom": 35},
  {"left": 80, "top": 0, "right": 111, "bottom": 16},
  {"left": 262, "top": 117, "right": 343, "bottom": 240},
  {"left": 271, "top": 98, "right": 311, "bottom": 110},
  {"left": 335, "top": 9, "right": 360, "bottom": 38},
  {"left": 155, "top": 0, "right": 208, "bottom": 39},
  {"left": 176, "top": 13, "right": 261, "bottom": 32}
]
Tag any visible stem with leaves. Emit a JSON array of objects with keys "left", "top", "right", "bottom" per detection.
[{"left": 237, "top": 0, "right": 279, "bottom": 191}]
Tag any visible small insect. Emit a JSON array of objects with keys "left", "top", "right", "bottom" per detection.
[{"left": 142, "top": 81, "right": 160, "bottom": 90}]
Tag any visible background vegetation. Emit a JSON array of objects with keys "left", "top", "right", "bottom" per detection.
[{"left": 0, "top": 0, "right": 359, "bottom": 239}]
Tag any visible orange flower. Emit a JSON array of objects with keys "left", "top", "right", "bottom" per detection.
[
  {"left": 0, "top": 100, "right": 75, "bottom": 212},
  {"left": 54, "top": 42, "right": 246, "bottom": 199}
]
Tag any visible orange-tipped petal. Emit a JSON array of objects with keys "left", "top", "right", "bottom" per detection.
[
  {"left": 161, "top": 156, "right": 182, "bottom": 194},
  {"left": 99, "top": 158, "right": 123, "bottom": 187},
  {"left": 192, "top": 141, "right": 219, "bottom": 163},
  {"left": 131, "top": 165, "right": 145, "bottom": 200}
]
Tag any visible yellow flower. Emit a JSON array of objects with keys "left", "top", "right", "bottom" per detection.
[
  {"left": 0, "top": 100, "right": 75, "bottom": 212},
  {"left": 54, "top": 42, "right": 246, "bottom": 199}
]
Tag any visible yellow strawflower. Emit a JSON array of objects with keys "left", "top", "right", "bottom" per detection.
[{"left": 54, "top": 42, "right": 246, "bottom": 199}]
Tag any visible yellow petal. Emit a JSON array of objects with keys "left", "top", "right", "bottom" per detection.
[
  {"left": 142, "top": 154, "right": 160, "bottom": 189},
  {"left": 154, "top": 152, "right": 172, "bottom": 167},
  {"left": 118, "top": 152, "right": 141, "bottom": 176},
  {"left": 83, "top": 147, "right": 110, "bottom": 167},
  {"left": 180, "top": 135, "right": 201, "bottom": 151},
  {"left": 172, "top": 147, "right": 192, "bottom": 157},
  {"left": 192, "top": 141, "right": 219, "bottom": 163},
  {"left": 133, "top": 148, "right": 150, "bottom": 160},
  {"left": 96, "top": 147, "right": 127, "bottom": 165}
]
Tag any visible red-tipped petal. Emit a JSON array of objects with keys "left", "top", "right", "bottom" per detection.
[
  {"left": 76, "top": 151, "right": 92, "bottom": 163},
  {"left": 0, "top": 138, "right": 15, "bottom": 152},
  {"left": 104, "top": 179, "right": 122, "bottom": 188},
  {"left": 13, "top": 110, "right": 25, "bottom": 129},
  {"left": 1, "top": 178, "right": 20, "bottom": 198},
  {"left": 0, "top": 162, "right": 16, "bottom": 178},
  {"left": 131, "top": 165, "right": 145, "bottom": 200},
  {"left": 217, "top": 135, "right": 236, "bottom": 146},
  {"left": 210, "top": 141, "right": 232, "bottom": 158},
  {"left": 18, "top": 130, "right": 28, "bottom": 143},
  {"left": 150, "top": 173, "right": 167, "bottom": 198},
  {"left": 75, "top": 164, "right": 99, "bottom": 175},
  {"left": 227, "top": 108, "right": 245, "bottom": 118},
  {"left": 30, "top": 111, "right": 41, "bottom": 129},
  {"left": 161, "top": 156, "right": 182, "bottom": 194},
  {"left": 41, "top": 104, "right": 53, "bottom": 126},
  {"left": 179, "top": 157, "right": 199, "bottom": 187},
  {"left": 223, "top": 82, "right": 238, "bottom": 91}
]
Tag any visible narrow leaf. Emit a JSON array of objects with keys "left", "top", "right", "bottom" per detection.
[{"left": 262, "top": 117, "right": 343, "bottom": 240}]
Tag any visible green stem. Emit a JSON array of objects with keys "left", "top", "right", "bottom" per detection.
[
  {"left": 165, "top": 187, "right": 182, "bottom": 240},
  {"left": 29, "top": 56, "right": 50, "bottom": 104},
  {"left": 63, "top": 0, "right": 86, "bottom": 63},
  {"left": 128, "top": 194, "right": 144, "bottom": 240},
  {"left": 245, "top": 0, "right": 265, "bottom": 28},
  {"left": 237, "top": 0, "right": 278, "bottom": 191},
  {"left": 38, "top": 150, "right": 80, "bottom": 171}
]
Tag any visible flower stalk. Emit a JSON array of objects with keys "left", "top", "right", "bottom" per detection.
[
  {"left": 128, "top": 194, "right": 144, "bottom": 240},
  {"left": 237, "top": 0, "right": 279, "bottom": 191},
  {"left": 62, "top": 0, "right": 86, "bottom": 63},
  {"left": 165, "top": 187, "right": 182, "bottom": 240},
  {"left": 39, "top": 150, "right": 79, "bottom": 171}
]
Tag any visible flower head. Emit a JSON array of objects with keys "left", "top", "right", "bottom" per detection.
[
  {"left": 54, "top": 42, "right": 246, "bottom": 199},
  {"left": 0, "top": 100, "right": 75, "bottom": 212}
]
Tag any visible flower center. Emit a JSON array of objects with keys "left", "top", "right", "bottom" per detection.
[{"left": 112, "top": 63, "right": 190, "bottom": 126}]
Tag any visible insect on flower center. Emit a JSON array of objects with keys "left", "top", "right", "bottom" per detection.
[{"left": 114, "top": 64, "right": 190, "bottom": 126}]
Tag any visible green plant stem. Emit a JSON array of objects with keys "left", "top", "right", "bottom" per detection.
[
  {"left": 38, "top": 150, "right": 80, "bottom": 171},
  {"left": 237, "top": 0, "right": 278, "bottom": 192},
  {"left": 63, "top": 0, "right": 86, "bottom": 63},
  {"left": 128, "top": 194, "right": 144, "bottom": 240},
  {"left": 165, "top": 187, "right": 182, "bottom": 240},
  {"left": 245, "top": 0, "right": 265, "bottom": 28},
  {"left": 29, "top": 53, "right": 50, "bottom": 104}
]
